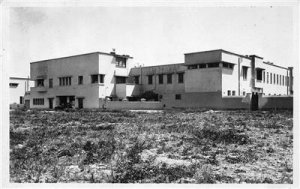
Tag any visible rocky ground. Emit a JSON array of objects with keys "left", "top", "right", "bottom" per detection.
[{"left": 9, "top": 108, "right": 293, "bottom": 183}]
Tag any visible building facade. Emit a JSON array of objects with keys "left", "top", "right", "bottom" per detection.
[{"left": 25, "top": 49, "right": 293, "bottom": 109}]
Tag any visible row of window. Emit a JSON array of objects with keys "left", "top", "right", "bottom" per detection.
[
  {"left": 147, "top": 73, "right": 184, "bottom": 85},
  {"left": 36, "top": 74, "right": 106, "bottom": 88},
  {"left": 33, "top": 98, "right": 44, "bottom": 105},
  {"left": 241, "top": 66, "right": 289, "bottom": 86},
  {"left": 187, "top": 62, "right": 233, "bottom": 70}
]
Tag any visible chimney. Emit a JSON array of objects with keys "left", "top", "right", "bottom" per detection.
[{"left": 110, "top": 48, "right": 116, "bottom": 55}]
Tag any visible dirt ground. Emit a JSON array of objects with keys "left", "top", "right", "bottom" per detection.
[{"left": 9, "top": 109, "right": 293, "bottom": 183}]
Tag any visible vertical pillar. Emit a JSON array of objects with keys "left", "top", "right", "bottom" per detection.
[{"left": 288, "top": 67, "right": 293, "bottom": 95}]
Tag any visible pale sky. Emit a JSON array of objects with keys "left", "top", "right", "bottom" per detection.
[{"left": 7, "top": 6, "right": 297, "bottom": 77}]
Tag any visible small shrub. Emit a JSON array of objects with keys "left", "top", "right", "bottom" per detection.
[{"left": 193, "top": 164, "right": 215, "bottom": 183}]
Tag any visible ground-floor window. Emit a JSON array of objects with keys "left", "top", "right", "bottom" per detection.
[
  {"left": 175, "top": 94, "right": 181, "bottom": 100},
  {"left": 33, "top": 98, "right": 44, "bottom": 105}
]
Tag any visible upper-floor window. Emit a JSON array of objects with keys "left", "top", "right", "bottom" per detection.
[
  {"left": 232, "top": 90, "right": 236, "bottom": 96},
  {"left": 178, "top": 72, "right": 184, "bottom": 83},
  {"left": 59, "top": 77, "right": 72, "bottom": 86},
  {"left": 273, "top": 73, "right": 276, "bottom": 84},
  {"left": 188, "top": 65, "right": 198, "bottom": 69},
  {"left": 9, "top": 83, "right": 19, "bottom": 88},
  {"left": 199, "top": 64, "right": 206, "bottom": 69},
  {"left": 116, "top": 76, "right": 127, "bottom": 84},
  {"left": 223, "top": 63, "right": 234, "bottom": 69},
  {"left": 267, "top": 72, "right": 269, "bottom": 83},
  {"left": 116, "top": 57, "right": 127, "bottom": 68},
  {"left": 37, "top": 79, "right": 44, "bottom": 87},
  {"left": 49, "top": 79, "right": 53, "bottom": 88},
  {"left": 167, "top": 74, "right": 172, "bottom": 84},
  {"left": 207, "top": 63, "right": 220, "bottom": 68},
  {"left": 91, "top": 74, "right": 105, "bottom": 84},
  {"left": 134, "top": 76, "right": 140, "bottom": 84},
  {"left": 242, "top": 66, "right": 248, "bottom": 80},
  {"left": 227, "top": 90, "right": 231, "bottom": 96},
  {"left": 78, "top": 76, "right": 83, "bottom": 85},
  {"left": 256, "top": 69, "right": 263, "bottom": 81},
  {"left": 270, "top": 73, "right": 272, "bottom": 84},
  {"left": 263, "top": 71, "right": 265, "bottom": 83},
  {"left": 158, "top": 74, "right": 164, "bottom": 84},
  {"left": 148, "top": 75, "right": 153, "bottom": 85}
]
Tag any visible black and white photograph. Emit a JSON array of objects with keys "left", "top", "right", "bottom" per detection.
[{"left": 1, "top": 0, "right": 299, "bottom": 187}]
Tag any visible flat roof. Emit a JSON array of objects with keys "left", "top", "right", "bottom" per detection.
[
  {"left": 30, "top": 51, "right": 133, "bottom": 64},
  {"left": 184, "top": 49, "right": 251, "bottom": 59},
  {"left": 9, "top": 77, "right": 33, "bottom": 80},
  {"left": 132, "top": 63, "right": 185, "bottom": 69}
]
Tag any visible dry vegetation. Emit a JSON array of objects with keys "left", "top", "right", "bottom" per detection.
[{"left": 9, "top": 108, "right": 293, "bottom": 183}]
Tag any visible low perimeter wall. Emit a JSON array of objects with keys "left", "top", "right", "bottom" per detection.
[
  {"left": 259, "top": 96, "right": 293, "bottom": 110},
  {"left": 99, "top": 100, "right": 163, "bottom": 110}
]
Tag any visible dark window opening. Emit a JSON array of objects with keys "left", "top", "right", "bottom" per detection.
[
  {"left": 158, "top": 74, "right": 164, "bottom": 84},
  {"left": 178, "top": 73, "right": 184, "bottom": 83},
  {"left": 134, "top": 76, "right": 140, "bottom": 84},
  {"left": 59, "top": 77, "right": 72, "bottom": 86},
  {"left": 207, "top": 63, "right": 219, "bottom": 68},
  {"left": 167, "top": 74, "right": 172, "bottom": 84},
  {"left": 232, "top": 91, "right": 236, "bottom": 96},
  {"left": 91, "top": 74, "right": 105, "bottom": 84},
  {"left": 33, "top": 98, "right": 44, "bottom": 105},
  {"left": 199, "top": 64, "right": 206, "bottom": 69},
  {"left": 188, "top": 65, "right": 198, "bottom": 69},
  {"left": 243, "top": 91, "right": 246, "bottom": 96},
  {"left": 267, "top": 72, "right": 269, "bottom": 83},
  {"left": 116, "top": 76, "right": 127, "bottom": 84},
  {"left": 49, "top": 79, "right": 53, "bottom": 88},
  {"left": 175, "top": 94, "right": 181, "bottom": 100},
  {"left": 78, "top": 76, "right": 83, "bottom": 85},
  {"left": 256, "top": 69, "right": 263, "bottom": 81},
  {"left": 223, "top": 63, "right": 234, "bottom": 69},
  {"left": 273, "top": 73, "right": 276, "bottom": 84},
  {"left": 9, "top": 83, "right": 19, "bottom": 88},
  {"left": 263, "top": 71, "right": 265, "bottom": 82},
  {"left": 20, "top": 96, "right": 24, "bottom": 104},
  {"left": 37, "top": 79, "right": 44, "bottom": 87},
  {"left": 148, "top": 75, "right": 153, "bottom": 85},
  {"left": 242, "top": 66, "right": 248, "bottom": 80},
  {"left": 116, "top": 57, "right": 127, "bottom": 68},
  {"left": 270, "top": 73, "right": 272, "bottom": 84},
  {"left": 227, "top": 90, "right": 231, "bottom": 96}
]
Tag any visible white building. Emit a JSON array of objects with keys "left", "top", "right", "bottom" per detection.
[
  {"left": 25, "top": 49, "right": 293, "bottom": 109},
  {"left": 9, "top": 77, "right": 34, "bottom": 108}
]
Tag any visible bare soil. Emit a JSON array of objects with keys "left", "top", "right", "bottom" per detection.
[{"left": 9, "top": 109, "right": 293, "bottom": 183}]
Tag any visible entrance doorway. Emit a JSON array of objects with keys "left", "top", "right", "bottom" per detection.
[
  {"left": 48, "top": 98, "right": 54, "bottom": 109},
  {"left": 57, "top": 96, "right": 75, "bottom": 108},
  {"left": 251, "top": 92, "right": 259, "bottom": 111},
  {"left": 78, "top": 98, "right": 84, "bottom": 109}
]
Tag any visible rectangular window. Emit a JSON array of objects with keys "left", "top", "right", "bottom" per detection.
[
  {"left": 37, "top": 79, "right": 44, "bottom": 87},
  {"left": 242, "top": 66, "right": 248, "bottom": 80},
  {"left": 78, "top": 76, "right": 83, "bottom": 85},
  {"left": 207, "top": 63, "right": 219, "bottom": 68},
  {"left": 199, "top": 64, "right": 206, "bottom": 69},
  {"left": 134, "top": 76, "right": 140, "bottom": 84},
  {"left": 243, "top": 91, "right": 246, "bottom": 96},
  {"left": 232, "top": 91, "right": 236, "bottom": 96},
  {"left": 91, "top": 74, "right": 105, "bottom": 84},
  {"left": 273, "top": 74, "right": 276, "bottom": 84},
  {"left": 256, "top": 69, "right": 263, "bottom": 81},
  {"left": 159, "top": 74, "right": 164, "bottom": 84},
  {"left": 223, "top": 63, "right": 234, "bottom": 69},
  {"left": 175, "top": 94, "right": 181, "bottom": 100},
  {"left": 167, "top": 74, "right": 172, "bottom": 84},
  {"left": 277, "top": 74, "right": 279, "bottom": 85},
  {"left": 116, "top": 76, "right": 127, "bottom": 84},
  {"left": 188, "top": 65, "right": 198, "bottom": 69},
  {"left": 20, "top": 96, "right": 24, "bottom": 104},
  {"left": 59, "top": 77, "right": 72, "bottom": 86},
  {"left": 283, "top": 76, "right": 285, "bottom": 86},
  {"left": 148, "top": 75, "right": 153, "bottom": 85},
  {"left": 227, "top": 90, "right": 231, "bottom": 96},
  {"left": 263, "top": 71, "right": 265, "bottom": 83},
  {"left": 99, "top": 75, "right": 104, "bottom": 83},
  {"left": 267, "top": 72, "right": 269, "bottom": 83},
  {"left": 270, "top": 73, "right": 272, "bottom": 84},
  {"left": 178, "top": 73, "right": 184, "bottom": 83},
  {"left": 33, "top": 98, "right": 44, "bottom": 105},
  {"left": 115, "top": 57, "right": 127, "bottom": 68},
  {"left": 49, "top": 79, "right": 53, "bottom": 88},
  {"left": 287, "top": 76, "right": 289, "bottom": 86},
  {"left": 9, "top": 83, "right": 19, "bottom": 88}
]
